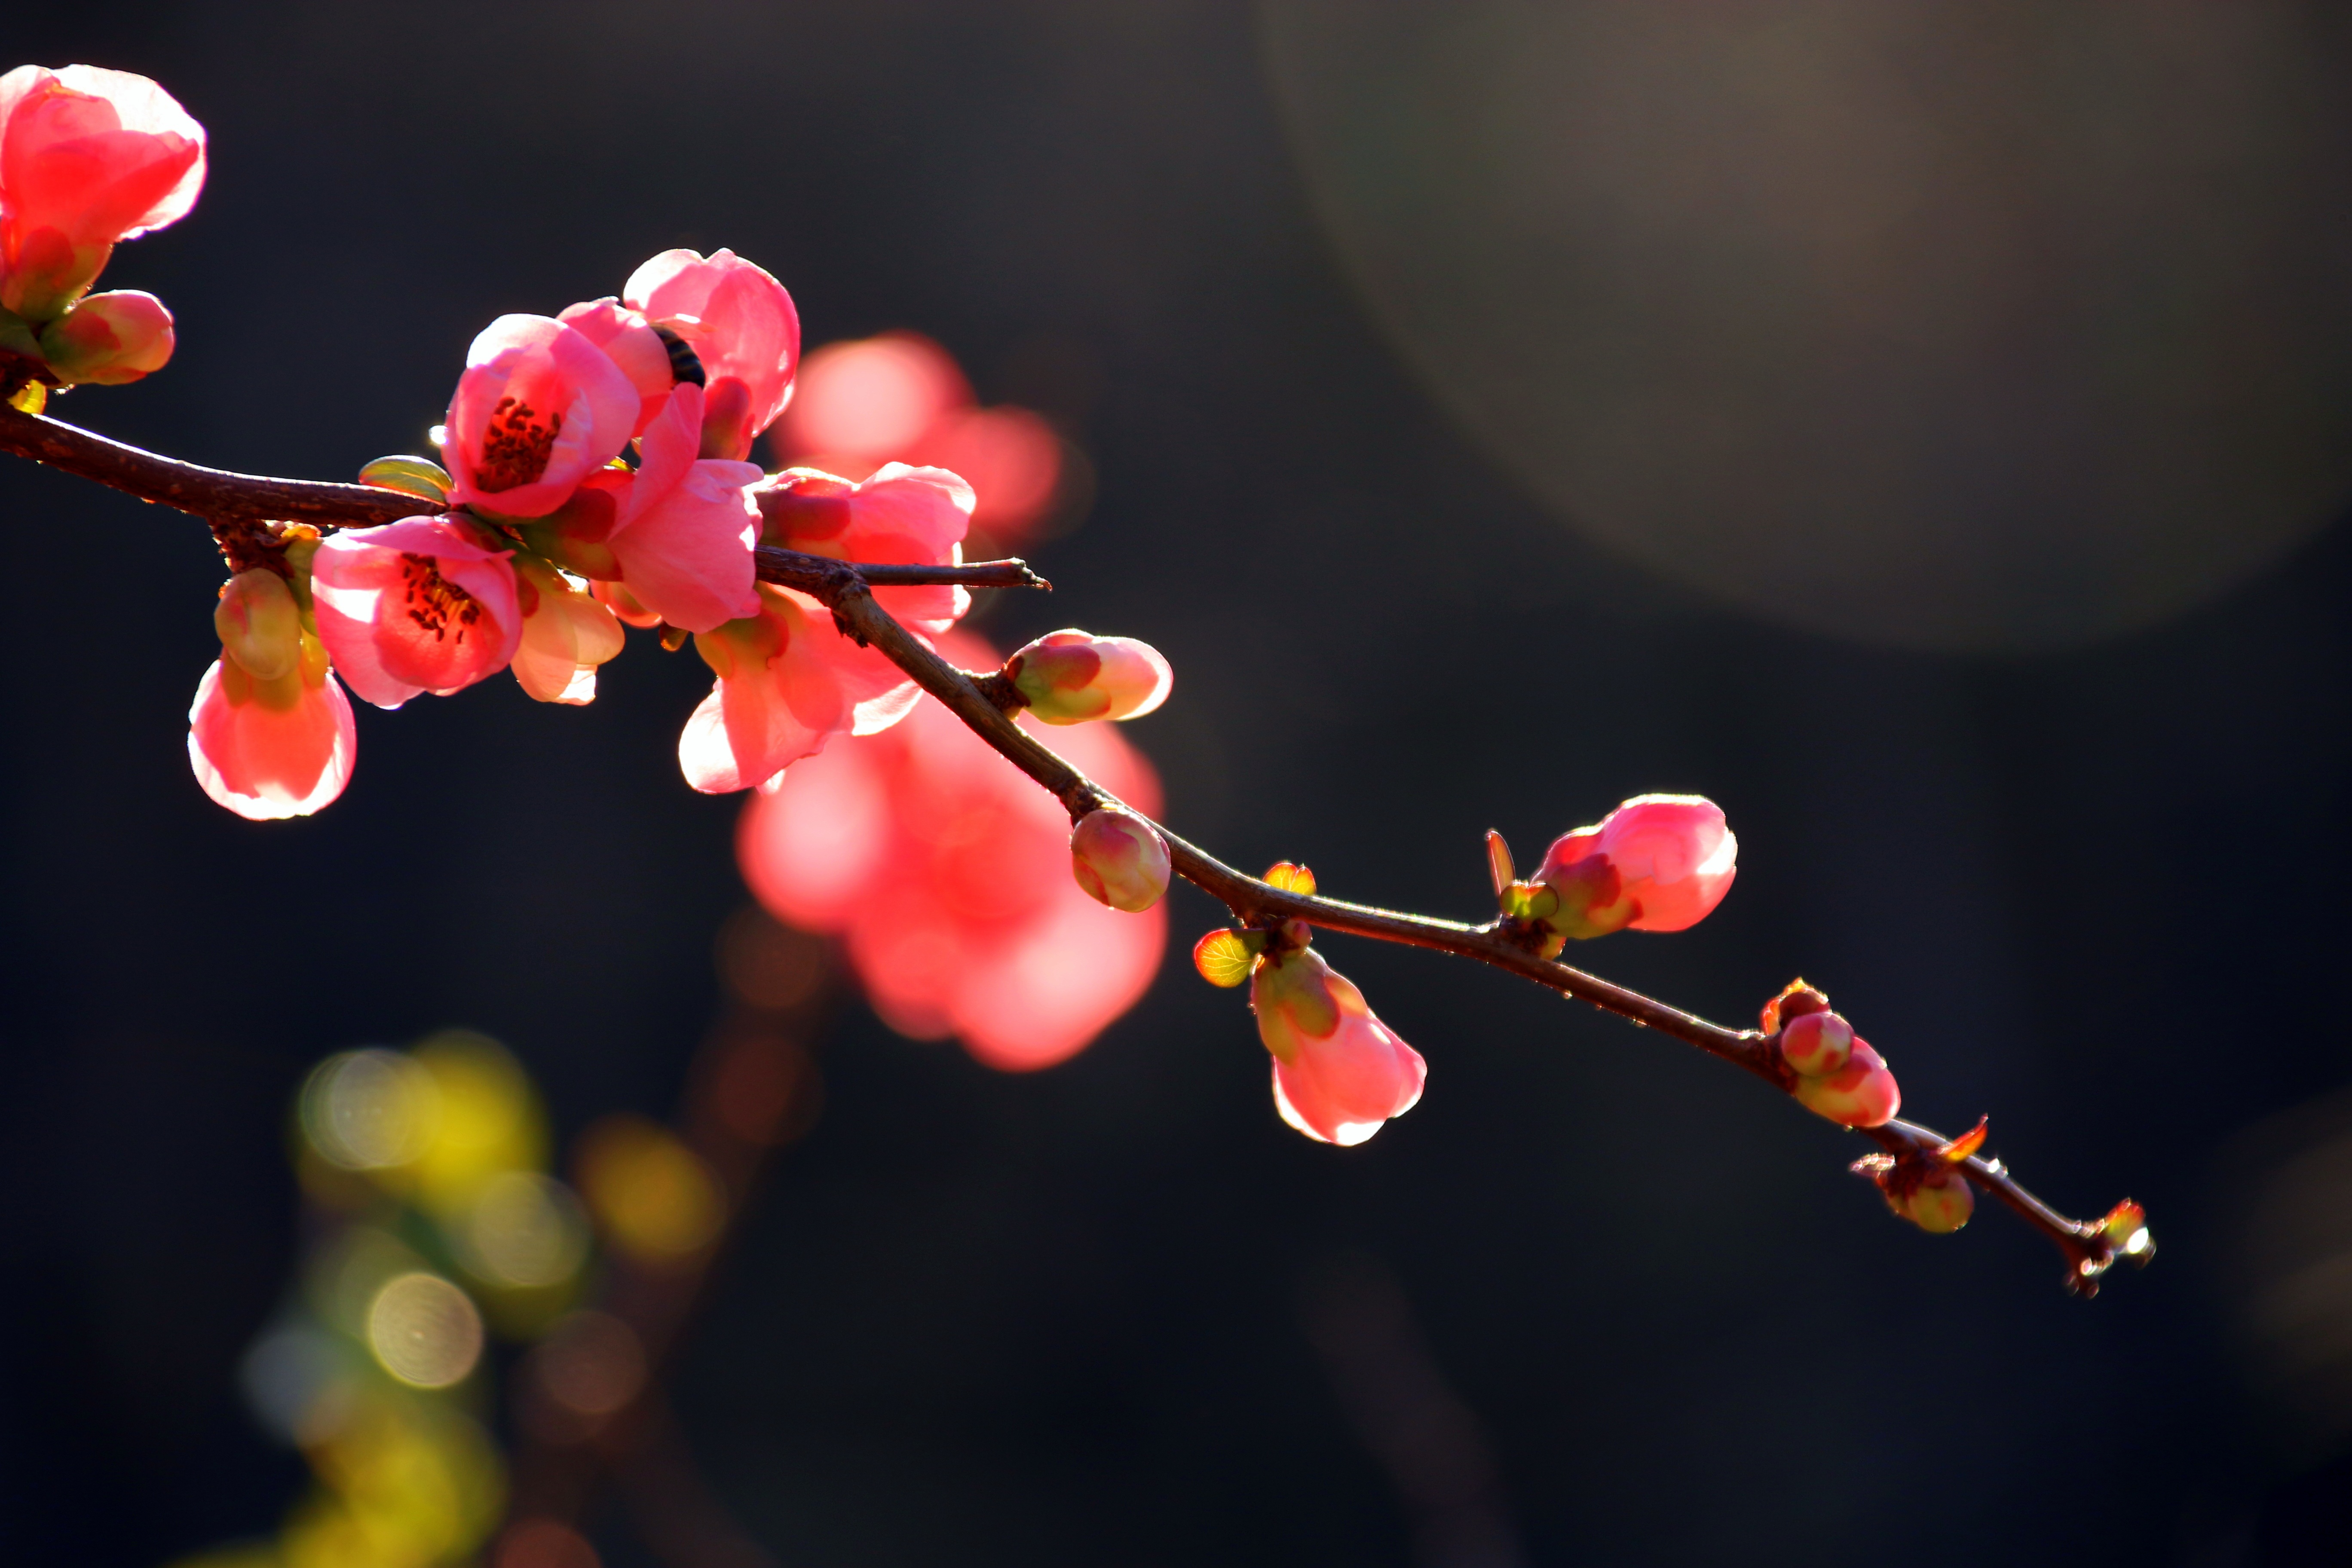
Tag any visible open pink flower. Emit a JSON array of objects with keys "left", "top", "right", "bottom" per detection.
[
  {"left": 0, "top": 64, "right": 205, "bottom": 320},
  {"left": 755, "top": 463, "right": 975, "bottom": 632},
  {"left": 1251, "top": 945, "right": 1426, "bottom": 1146},
  {"left": 311, "top": 516, "right": 522, "bottom": 709},
  {"left": 187, "top": 570, "right": 354, "bottom": 821},
  {"left": 442, "top": 315, "right": 640, "bottom": 518},
  {"left": 510, "top": 557, "right": 625, "bottom": 705},
  {"left": 604, "top": 382, "right": 763, "bottom": 633},
  {"left": 736, "top": 631, "right": 1166, "bottom": 1071},
  {"left": 678, "top": 584, "right": 921, "bottom": 793},
  {"left": 555, "top": 296, "right": 679, "bottom": 435},
  {"left": 625, "top": 249, "right": 799, "bottom": 462},
  {"left": 1535, "top": 794, "right": 1737, "bottom": 938}
]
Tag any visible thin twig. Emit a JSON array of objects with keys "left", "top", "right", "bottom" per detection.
[{"left": 0, "top": 410, "right": 2147, "bottom": 1293}]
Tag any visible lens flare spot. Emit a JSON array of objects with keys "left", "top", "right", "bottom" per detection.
[
  {"left": 461, "top": 1172, "right": 590, "bottom": 1290},
  {"left": 366, "top": 1272, "right": 485, "bottom": 1388},
  {"left": 574, "top": 1116, "right": 725, "bottom": 1261},
  {"left": 301, "top": 1049, "right": 440, "bottom": 1170}
]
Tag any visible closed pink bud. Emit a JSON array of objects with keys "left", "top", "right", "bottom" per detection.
[
  {"left": 1792, "top": 1039, "right": 1901, "bottom": 1128},
  {"left": 443, "top": 315, "right": 642, "bottom": 519},
  {"left": 625, "top": 248, "right": 800, "bottom": 462},
  {"left": 1779, "top": 1010, "right": 1854, "bottom": 1078},
  {"left": 37, "top": 288, "right": 171, "bottom": 383},
  {"left": 1896, "top": 1167, "right": 1975, "bottom": 1234},
  {"left": 1535, "top": 794, "right": 1736, "bottom": 938},
  {"left": 0, "top": 65, "right": 205, "bottom": 319},
  {"left": 1070, "top": 807, "right": 1170, "bottom": 912},
  {"left": 511, "top": 557, "right": 625, "bottom": 705},
  {"left": 1006, "top": 629, "right": 1173, "bottom": 725},
  {"left": 1253, "top": 948, "right": 1426, "bottom": 1146},
  {"left": 187, "top": 629, "right": 355, "bottom": 821},
  {"left": 213, "top": 568, "right": 302, "bottom": 682},
  {"left": 311, "top": 515, "right": 522, "bottom": 709}
]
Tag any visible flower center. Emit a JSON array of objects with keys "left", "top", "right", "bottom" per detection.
[
  {"left": 401, "top": 553, "right": 484, "bottom": 643},
  {"left": 473, "top": 395, "right": 561, "bottom": 493}
]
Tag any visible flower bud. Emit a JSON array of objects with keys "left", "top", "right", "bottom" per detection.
[
  {"left": 214, "top": 569, "right": 303, "bottom": 682},
  {"left": 36, "top": 290, "right": 173, "bottom": 384},
  {"left": 1896, "top": 1167, "right": 1975, "bottom": 1234},
  {"left": 1005, "top": 629, "right": 1173, "bottom": 725},
  {"left": 1534, "top": 794, "right": 1736, "bottom": 940},
  {"left": 1779, "top": 1010, "right": 1854, "bottom": 1077},
  {"left": 1070, "top": 806, "right": 1171, "bottom": 912},
  {"left": 1792, "top": 1040, "right": 1901, "bottom": 1128},
  {"left": 1251, "top": 946, "right": 1426, "bottom": 1145},
  {"left": 1759, "top": 979, "right": 1830, "bottom": 1035}
]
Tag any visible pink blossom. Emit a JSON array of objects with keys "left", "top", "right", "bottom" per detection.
[
  {"left": 1070, "top": 806, "right": 1170, "bottom": 912},
  {"left": 1251, "top": 946, "right": 1426, "bottom": 1146},
  {"left": 604, "top": 383, "right": 762, "bottom": 632},
  {"left": 187, "top": 570, "right": 354, "bottom": 821},
  {"left": 1005, "top": 629, "right": 1173, "bottom": 725},
  {"left": 442, "top": 315, "right": 640, "bottom": 518},
  {"left": 736, "top": 631, "right": 1166, "bottom": 1071},
  {"left": 624, "top": 249, "right": 799, "bottom": 462},
  {"left": 1535, "top": 794, "right": 1737, "bottom": 939},
  {"left": 555, "top": 297, "right": 678, "bottom": 435},
  {"left": 312, "top": 516, "right": 522, "bottom": 709},
  {"left": 678, "top": 585, "right": 921, "bottom": 794},
  {"left": 510, "top": 557, "right": 625, "bottom": 705},
  {"left": 37, "top": 288, "right": 171, "bottom": 383},
  {"left": 0, "top": 64, "right": 205, "bottom": 320},
  {"left": 754, "top": 464, "right": 976, "bottom": 633}
]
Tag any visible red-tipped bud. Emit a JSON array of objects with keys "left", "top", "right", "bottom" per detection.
[
  {"left": 1005, "top": 629, "right": 1173, "bottom": 725},
  {"left": 1792, "top": 1039, "right": 1900, "bottom": 1128},
  {"left": 214, "top": 568, "right": 302, "bottom": 682},
  {"left": 1760, "top": 979, "right": 1830, "bottom": 1035},
  {"left": 1534, "top": 794, "right": 1736, "bottom": 940},
  {"left": 1779, "top": 1010, "right": 1854, "bottom": 1077},
  {"left": 1251, "top": 947, "right": 1426, "bottom": 1146},
  {"left": 1071, "top": 806, "right": 1171, "bottom": 913},
  {"left": 37, "top": 289, "right": 173, "bottom": 384}
]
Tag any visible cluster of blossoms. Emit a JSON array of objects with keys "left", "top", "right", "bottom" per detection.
[
  {"left": 0, "top": 64, "right": 202, "bottom": 397},
  {"left": 188, "top": 234, "right": 991, "bottom": 818}
]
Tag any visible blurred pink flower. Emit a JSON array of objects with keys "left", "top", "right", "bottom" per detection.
[
  {"left": 1535, "top": 794, "right": 1737, "bottom": 938},
  {"left": 0, "top": 64, "right": 205, "bottom": 319},
  {"left": 312, "top": 515, "right": 522, "bottom": 709},
  {"left": 625, "top": 248, "right": 800, "bottom": 462},
  {"left": 605, "top": 383, "right": 763, "bottom": 633},
  {"left": 736, "top": 631, "right": 1166, "bottom": 1071},
  {"left": 442, "top": 315, "right": 640, "bottom": 519},
  {"left": 772, "top": 332, "right": 1061, "bottom": 542},
  {"left": 1252, "top": 946, "right": 1426, "bottom": 1146}
]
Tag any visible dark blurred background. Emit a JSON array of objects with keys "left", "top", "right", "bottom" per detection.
[{"left": 6, "top": 3, "right": 2352, "bottom": 1563}]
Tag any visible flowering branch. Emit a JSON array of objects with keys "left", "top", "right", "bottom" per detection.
[{"left": 0, "top": 401, "right": 2151, "bottom": 1293}]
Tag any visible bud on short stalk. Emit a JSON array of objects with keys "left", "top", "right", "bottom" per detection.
[
  {"left": 37, "top": 290, "right": 173, "bottom": 384},
  {"left": 1070, "top": 806, "right": 1171, "bottom": 912},
  {"left": 1004, "top": 629, "right": 1173, "bottom": 725},
  {"left": 1896, "top": 1166, "right": 1975, "bottom": 1233}
]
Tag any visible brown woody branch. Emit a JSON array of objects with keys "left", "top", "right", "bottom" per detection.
[{"left": 0, "top": 407, "right": 2148, "bottom": 1294}]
